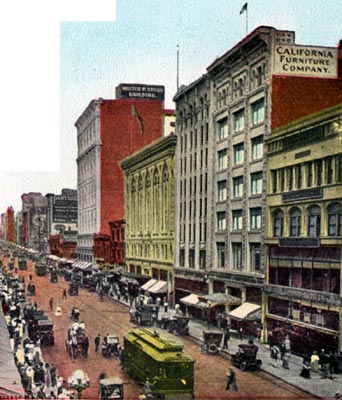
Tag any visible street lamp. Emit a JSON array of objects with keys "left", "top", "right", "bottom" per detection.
[{"left": 67, "top": 369, "right": 89, "bottom": 399}]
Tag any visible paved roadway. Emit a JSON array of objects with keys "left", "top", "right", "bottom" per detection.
[{"left": 16, "top": 261, "right": 313, "bottom": 400}]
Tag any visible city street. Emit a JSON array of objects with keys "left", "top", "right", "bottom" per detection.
[{"left": 13, "top": 259, "right": 313, "bottom": 400}]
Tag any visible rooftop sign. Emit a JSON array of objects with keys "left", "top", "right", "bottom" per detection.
[
  {"left": 116, "top": 84, "right": 165, "bottom": 100},
  {"left": 273, "top": 45, "right": 337, "bottom": 79}
]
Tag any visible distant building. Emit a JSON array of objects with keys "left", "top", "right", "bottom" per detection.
[
  {"left": 109, "top": 219, "right": 125, "bottom": 266},
  {"left": 75, "top": 83, "right": 174, "bottom": 265},
  {"left": 120, "top": 134, "right": 177, "bottom": 302},
  {"left": 264, "top": 104, "right": 342, "bottom": 354},
  {"left": 5, "top": 207, "right": 15, "bottom": 243},
  {"left": 20, "top": 193, "right": 48, "bottom": 251}
]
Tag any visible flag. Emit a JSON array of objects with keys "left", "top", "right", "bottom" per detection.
[
  {"left": 131, "top": 105, "right": 144, "bottom": 135},
  {"left": 240, "top": 2, "right": 247, "bottom": 14}
]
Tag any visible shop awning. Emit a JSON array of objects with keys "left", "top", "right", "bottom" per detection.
[
  {"left": 202, "top": 292, "right": 241, "bottom": 307},
  {"left": 78, "top": 262, "right": 93, "bottom": 271},
  {"left": 141, "top": 279, "right": 158, "bottom": 291},
  {"left": 148, "top": 280, "right": 167, "bottom": 294},
  {"left": 180, "top": 293, "right": 200, "bottom": 306},
  {"left": 48, "top": 255, "right": 59, "bottom": 261},
  {"left": 228, "top": 302, "right": 261, "bottom": 321}
]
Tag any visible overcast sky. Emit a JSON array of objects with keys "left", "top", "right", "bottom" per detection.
[{"left": 1, "top": 0, "right": 341, "bottom": 213}]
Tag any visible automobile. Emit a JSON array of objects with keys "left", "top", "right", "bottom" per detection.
[
  {"left": 166, "top": 316, "right": 190, "bottom": 336},
  {"left": 27, "top": 313, "right": 54, "bottom": 345},
  {"left": 231, "top": 341, "right": 262, "bottom": 371},
  {"left": 201, "top": 330, "right": 223, "bottom": 354},
  {"left": 99, "top": 377, "right": 124, "bottom": 400},
  {"left": 102, "top": 334, "right": 120, "bottom": 357},
  {"left": 68, "top": 282, "right": 79, "bottom": 296},
  {"left": 35, "top": 262, "right": 47, "bottom": 276},
  {"left": 131, "top": 304, "right": 159, "bottom": 326},
  {"left": 18, "top": 257, "right": 28, "bottom": 270}
]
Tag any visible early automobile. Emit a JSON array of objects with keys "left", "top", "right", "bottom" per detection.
[
  {"left": 231, "top": 341, "right": 262, "bottom": 371},
  {"left": 27, "top": 312, "right": 54, "bottom": 345},
  {"left": 166, "top": 316, "right": 190, "bottom": 336},
  {"left": 102, "top": 334, "right": 120, "bottom": 357},
  {"left": 130, "top": 304, "right": 159, "bottom": 326},
  {"left": 35, "top": 262, "right": 47, "bottom": 276},
  {"left": 68, "top": 282, "right": 79, "bottom": 296},
  {"left": 99, "top": 377, "right": 124, "bottom": 400},
  {"left": 201, "top": 330, "right": 223, "bottom": 354},
  {"left": 18, "top": 257, "right": 28, "bottom": 270}
]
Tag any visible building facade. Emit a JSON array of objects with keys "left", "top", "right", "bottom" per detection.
[
  {"left": 173, "top": 26, "right": 342, "bottom": 327},
  {"left": 4, "top": 207, "right": 15, "bottom": 243},
  {"left": 75, "top": 84, "right": 171, "bottom": 264},
  {"left": 264, "top": 104, "right": 342, "bottom": 354},
  {"left": 120, "top": 134, "right": 177, "bottom": 302},
  {"left": 109, "top": 219, "right": 125, "bottom": 266}
]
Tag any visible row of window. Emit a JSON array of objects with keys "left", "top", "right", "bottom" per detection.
[
  {"left": 271, "top": 154, "right": 342, "bottom": 193},
  {"left": 179, "top": 221, "right": 207, "bottom": 243},
  {"left": 217, "top": 99, "right": 265, "bottom": 141},
  {"left": 217, "top": 135, "right": 263, "bottom": 170},
  {"left": 127, "top": 243, "right": 172, "bottom": 261},
  {"left": 216, "top": 207, "right": 262, "bottom": 231},
  {"left": 179, "top": 148, "right": 209, "bottom": 175},
  {"left": 272, "top": 202, "right": 342, "bottom": 238},
  {"left": 216, "top": 242, "right": 261, "bottom": 271},
  {"left": 179, "top": 174, "right": 208, "bottom": 199},
  {"left": 217, "top": 171, "right": 263, "bottom": 201},
  {"left": 180, "top": 198, "right": 208, "bottom": 220}
]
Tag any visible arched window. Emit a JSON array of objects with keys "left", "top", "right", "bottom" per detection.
[
  {"left": 272, "top": 209, "right": 284, "bottom": 237},
  {"left": 289, "top": 207, "right": 301, "bottom": 237},
  {"left": 307, "top": 205, "right": 321, "bottom": 237},
  {"left": 327, "top": 202, "right": 342, "bottom": 236}
]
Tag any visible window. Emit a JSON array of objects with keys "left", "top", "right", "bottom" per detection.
[
  {"left": 251, "top": 135, "right": 263, "bottom": 160},
  {"left": 273, "top": 209, "right": 284, "bottom": 237},
  {"left": 189, "top": 249, "right": 195, "bottom": 269},
  {"left": 233, "top": 143, "right": 244, "bottom": 165},
  {"left": 250, "top": 172, "right": 263, "bottom": 195},
  {"left": 289, "top": 207, "right": 301, "bottom": 237},
  {"left": 217, "top": 212, "right": 227, "bottom": 231},
  {"left": 179, "top": 249, "right": 185, "bottom": 267},
  {"left": 250, "top": 207, "right": 262, "bottom": 230},
  {"left": 233, "top": 176, "right": 243, "bottom": 198},
  {"left": 307, "top": 205, "right": 321, "bottom": 237},
  {"left": 217, "top": 180, "right": 227, "bottom": 202},
  {"left": 327, "top": 203, "right": 342, "bottom": 236},
  {"left": 232, "top": 210, "right": 243, "bottom": 230},
  {"left": 271, "top": 170, "right": 277, "bottom": 193},
  {"left": 217, "top": 118, "right": 228, "bottom": 141},
  {"left": 216, "top": 242, "right": 225, "bottom": 268},
  {"left": 199, "top": 250, "right": 206, "bottom": 269},
  {"left": 250, "top": 243, "right": 261, "bottom": 271},
  {"left": 234, "top": 109, "right": 245, "bottom": 132},
  {"left": 251, "top": 99, "right": 265, "bottom": 125},
  {"left": 217, "top": 149, "right": 228, "bottom": 170},
  {"left": 232, "top": 243, "right": 242, "bottom": 270}
]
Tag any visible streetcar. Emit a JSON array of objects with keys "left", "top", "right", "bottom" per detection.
[{"left": 123, "top": 327, "right": 194, "bottom": 399}]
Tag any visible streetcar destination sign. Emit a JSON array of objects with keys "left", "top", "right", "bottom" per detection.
[{"left": 273, "top": 45, "right": 337, "bottom": 78}]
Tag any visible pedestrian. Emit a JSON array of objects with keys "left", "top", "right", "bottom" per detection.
[
  {"left": 29, "top": 274, "right": 32, "bottom": 281},
  {"left": 49, "top": 297, "right": 53, "bottom": 311},
  {"left": 270, "top": 344, "right": 280, "bottom": 367},
  {"left": 300, "top": 357, "right": 311, "bottom": 379},
  {"left": 163, "top": 301, "right": 168, "bottom": 313},
  {"left": 62, "top": 289, "right": 67, "bottom": 300},
  {"left": 50, "top": 364, "right": 57, "bottom": 387},
  {"left": 238, "top": 327, "right": 243, "bottom": 340},
  {"left": 225, "top": 368, "right": 238, "bottom": 391},
  {"left": 310, "top": 351, "right": 320, "bottom": 373},
  {"left": 94, "top": 334, "right": 100, "bottom": 352},
  {"left": 222, "top": 329, "right": 230, "bottom": 350},
  {"left": 279, "top": 340, "right": 286, "bottom": 360}
]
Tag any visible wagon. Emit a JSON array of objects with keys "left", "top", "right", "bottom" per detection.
[
  {"left": 99, "top": 377, "right": 124, "bottom": 400},
  {"left": 102, "top": 335, "right": 120, "bottom": 357}
]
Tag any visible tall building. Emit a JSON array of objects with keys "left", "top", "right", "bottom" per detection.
[
  {"left": 264, "top": 104, "right": 342, "bottom": 354},
  {"left": 75, "top": 83, "right": 172, "bottom": 264},
  {"left": 20, "top": 193, "right": 48, "bottom": 251},
  {"left": 120, "top": 134, "right": 177, "bottom": 302},
  {"left": 173, "top": 26, "right": 342, "bottom": 331},
  {"left": 5, "top": 207, "right": 15, "bottom": 243}
]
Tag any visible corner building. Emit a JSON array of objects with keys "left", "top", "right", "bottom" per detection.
[
  {"left": 174, "top": 26, "right": 342, "bottom": 332},
  {"left": 75, "top": 84, "right": 169, "bottom": 264},
  {"left": 264, "top": 104, "right": 342, "bottom": 354}
]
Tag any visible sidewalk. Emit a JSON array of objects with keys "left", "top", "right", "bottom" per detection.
[
  {"left": 110, "top": 294, "right": 342, "bottom": 400},
  {"left": 188, "top": 318, "right": 342, "bottom": 400}
]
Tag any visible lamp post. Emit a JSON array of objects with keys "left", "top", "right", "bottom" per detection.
[{"left": 67, "top": 369, "right": 89, "bottom": 399}]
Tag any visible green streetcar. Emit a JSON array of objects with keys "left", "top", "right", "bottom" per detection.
[{"left": 123, "top": 327, "right": 194, "bottom": 399}]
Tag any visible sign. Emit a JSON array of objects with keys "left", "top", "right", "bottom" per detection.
[
  {"left": 273, "top": 45, "right": 337, "bottom": 79},
  {"left": 116, "top": 84, "right": 165, "bottom": 100}
]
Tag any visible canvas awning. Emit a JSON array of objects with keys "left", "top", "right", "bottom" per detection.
[
  {"left": 180, "top": 293, "right": 200, "bottom": 306},
  {"left": 77, "top": 262, "right": 92, "bottom": 271},
  {"left": 202, "top": 292, "right": 241, "bottom": 307},
  {"left": 141, "top": 279, "right": 158, "bottom": 291},
  {"left": 148, "top": 280, "right": 167, "bottom": 294},
  {"left": 228, "top": 302, "right": 261, "bottom": 321}
]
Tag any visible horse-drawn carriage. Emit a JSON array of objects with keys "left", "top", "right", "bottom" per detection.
[
  {"left": 102, "top": 334, "right": 120, "bottom": 357},
  {"left": 231, "top": 341, "right": 262, "bottom": 371},
  {"left": 65, "top": 324, "right": 89, "bottom": 359}
]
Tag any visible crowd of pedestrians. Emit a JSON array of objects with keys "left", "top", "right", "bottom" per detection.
[{"left": 0, "top": 267, "right": 73, "bottom": 399}]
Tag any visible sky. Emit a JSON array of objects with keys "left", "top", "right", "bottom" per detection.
[{"left": 1, "top": 0, "right": 341, "bottom": 213}]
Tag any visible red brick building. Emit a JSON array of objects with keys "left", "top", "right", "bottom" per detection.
[
  {"left": 76, "top": 84, "right": 174, "bottom": 265},
  {"left": 5, "top": 207, "right": 15, "bottom": 243}
]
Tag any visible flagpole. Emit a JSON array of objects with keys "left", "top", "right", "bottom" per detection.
[
  {"left": 177, "top": 45, "right": 179, "bottom": 91},
  {"left": 246, "top": 5, "right": 248, "bottom": 34}
]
